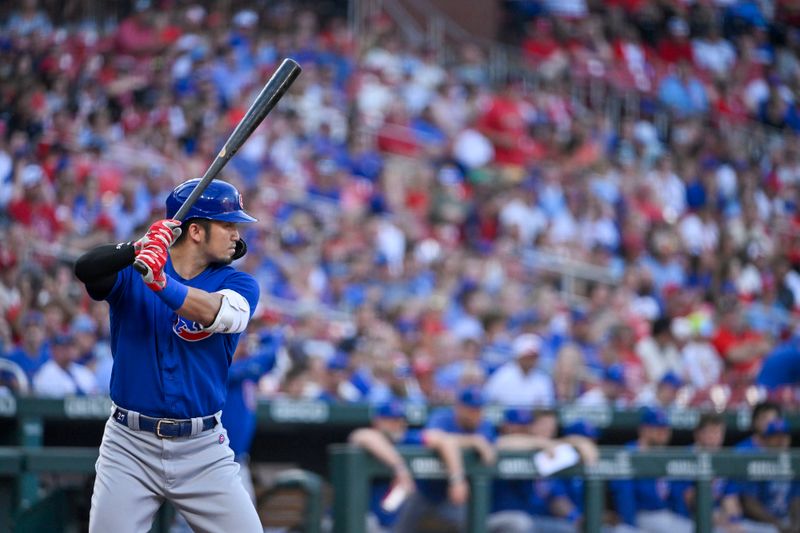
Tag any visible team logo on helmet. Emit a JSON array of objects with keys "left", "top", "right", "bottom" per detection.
[{"left": 173, "top": 316, "right": 213, "bottom": 342}]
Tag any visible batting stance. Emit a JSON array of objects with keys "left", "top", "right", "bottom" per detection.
[{"left": 74, "top": 178, "right": 262, "bottom": 533}]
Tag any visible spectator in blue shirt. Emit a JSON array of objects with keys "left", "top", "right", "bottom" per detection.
[
  {"left": 393, "top": 387, "right": 496, "bottom": 533},
  {"left": 740, "top": 419, "right": 800, "bottom": 531},
  {"left": 610, "top": 407, "right": 693, "bottom": 533},
  {"left": 658, "top": 61, "right": 709, "bottom": 118},
  {"left": 4, "top": 311, "right": 50, "bottom": 383},
  {"left": 349, "top": 401, "right": 468, "bottom": 533}
]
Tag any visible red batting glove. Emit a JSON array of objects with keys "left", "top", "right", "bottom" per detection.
[
  {"left": 134, "top": 219, "right": 182, "bottom": 253},
  {"left": 134, "top": 242, "right": 169, "bottom": 291}
]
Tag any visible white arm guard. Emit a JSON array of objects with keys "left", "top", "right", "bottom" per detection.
[{"left": 203, "top": 289, "right": 251, "bottom": 334}]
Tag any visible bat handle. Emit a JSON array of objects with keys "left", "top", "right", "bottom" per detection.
[{"left": 133, "top": 260, "right": 147, "bottom": 275}]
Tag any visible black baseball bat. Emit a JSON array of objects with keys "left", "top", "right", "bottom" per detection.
[
  {"left": 134, "top": 58, "right": 301, "bottom": 274},
  {"left": 175, "top": 57, "right": 302, "bottom": 220}
]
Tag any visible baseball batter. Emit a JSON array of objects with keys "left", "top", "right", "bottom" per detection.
[{"left": 74, "top": 178, "right": 262, "bottom": 532}]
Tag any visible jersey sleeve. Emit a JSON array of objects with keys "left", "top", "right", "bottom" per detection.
[
  {"left": 105, "top": 265, "right": 134, "bottom": 306},
  {"left": 222, "top": 270, "right": 260, "bottom": 318}
]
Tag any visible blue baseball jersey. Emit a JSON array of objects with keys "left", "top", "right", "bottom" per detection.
[
  {"left": 222, "top": 349, "right": 276, "bottom": 456},
  {"left": 4, "top": 345, "right": 50, "bottom": 381},
  {"left": 103, "top": 258, "right": 259, "bottom": 418},
  {"left": 672, "top": 447, "right": 739, "bottom": 518},
  {"left": 736, "top": 440, "right": 800, "bottom": 520},
  {"left": 741, "top": 479, "right": 800, "bottom": 520},
  {"left": 370, "top": 429, "right": 426, "bottom": 527},
  {"left": 420, "top": 407, "right": 496, "bottom": 503},
  {"left": 610, "top": 442, "right": 676, "bottom": 526},
  {"left": 530, "top": 479, "right": 568, "bottom": 516}
]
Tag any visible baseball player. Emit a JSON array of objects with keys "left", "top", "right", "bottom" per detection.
[
  {"left": 349, "top": 401, "right": 468, "bottom": 533},
  {"left": 74, "top": 178, "right": 262, "bottom": 533},
  {"left": 393, "top": 386, "right": 497, "bottom": 533},
  {"left": 610, "top": 407, "right": 693, "bottom": 533}
]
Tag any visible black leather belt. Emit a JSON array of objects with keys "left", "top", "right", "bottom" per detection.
[{"left": 112, "top": 407, "right": 216, "bottom": 439}]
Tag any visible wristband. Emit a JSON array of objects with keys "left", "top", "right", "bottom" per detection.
[
  {"left": 448, "top": 473, "right": 466, "bottom": 484},
  {"left": 566, "top": 509, "right": 582, "bottom": 523},
  {"left": 156, "top": 274, "right": 189, "bottom": 310}
]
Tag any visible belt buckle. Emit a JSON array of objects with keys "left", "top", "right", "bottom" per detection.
[{"left": 156, "top": 419, "right": 177, "bottom": 439}]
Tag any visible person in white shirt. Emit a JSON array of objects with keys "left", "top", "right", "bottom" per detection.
[
  {"left": 33, "top": 333, "right": 98, "bottom": 397},
  {"left": 484, "top": 333, "right": 555, "bottom": 408}
]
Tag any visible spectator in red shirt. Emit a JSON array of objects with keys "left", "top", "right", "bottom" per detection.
[
  {"left": 657, "top": 18, "right": 694, "bottom": 65},
  {"left": 711, "top": 295, "right": 772, "bottom": 380},
  {"left": 478, "top": 75, "right": 540, "bottom": 181},
  {"left": 116, "top": 0, "right": 163, "bottom": 57},
  {"left": 7, "top": 164, "right": 61, "bottom": 241}
]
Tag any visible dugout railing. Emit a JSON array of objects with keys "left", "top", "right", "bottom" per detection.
[{"left": 329, "top": 445, "right": 800, "bottom": 533}]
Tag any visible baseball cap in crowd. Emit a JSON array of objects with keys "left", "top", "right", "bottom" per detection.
[
  {"left": 641, "top": 407, "right": 670, "bottom": 428},
  {"left": 458, "top": 386, "right": 486, "bottom": 408},
  {"left": 503, "top": 408, "right": 534, "bottom": 426},
  {"left": 512, "top": 334, "right": 542, "bottom": 358},
  {"left": 762, "top": 418, "right": 789, "bottom": 437},
  {"left": 659, "top": 372, "right": 683, "bottom": 388},
  {"left": 374, "top": 401, "right": 406, "bottom": 419},
  {"left": 564, "top": 420, "right": 599, "bottom": 440},
  {"left": 604, "top": 365, "right": 625, "bottom": 385}
]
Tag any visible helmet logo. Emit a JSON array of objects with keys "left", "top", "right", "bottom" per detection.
[
  {"left": 173, "top": 316, "right": 213, "bottom": 342},
  {"left": 238, "top": 193, "right": 244, "bottom": 210}
]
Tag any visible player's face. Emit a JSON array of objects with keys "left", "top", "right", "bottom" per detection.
[
  {"left": 531, "top": 414, "right": 558, "bottom": 439},
  {"left": 203, "top": 221, "right": 240, "bottom": 264},
  {"left": 455, "top": 405, "right": 483, "bottom": 432},
  {"left": 695, "top": 423, "right": 725, "bottom": 449}
]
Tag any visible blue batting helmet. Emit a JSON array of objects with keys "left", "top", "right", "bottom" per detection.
[{"left": 166, "top": 179, "right": 257, "bottom": 223}]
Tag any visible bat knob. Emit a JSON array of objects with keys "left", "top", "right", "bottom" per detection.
[{"left": 133, "top": 261, "right": 147, "bottom": 275}]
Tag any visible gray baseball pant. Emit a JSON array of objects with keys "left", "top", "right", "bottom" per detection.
[{"left": 89, "top": 414, "right": 262, "bottom": 533}]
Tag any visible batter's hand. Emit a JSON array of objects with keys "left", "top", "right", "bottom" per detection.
[
  {"left": 134, "top": 219, "right": 182, "bottom": 253},
  {"left": 134, "top": 243, "right": 169, "bottom": 291}
]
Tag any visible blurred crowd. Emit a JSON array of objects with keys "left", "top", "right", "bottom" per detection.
[{"left": 1, "top": 0, "right": 800, "bottom": 414}]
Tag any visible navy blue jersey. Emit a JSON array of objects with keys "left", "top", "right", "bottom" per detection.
[
  {"left": 492, "top": 478, "right": 533, "bottom": 513},
  {"left": 104, "top": 259, "right": 259, "bottom": 418},
  {"left": 370, "top": 429, "right": 426, "bottom": 527}
]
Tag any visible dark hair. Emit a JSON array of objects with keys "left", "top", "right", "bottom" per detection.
[
  {"left": 695, "top": 412, "right": 725, "bottom": 431},
  {"left": 751, "top": 401, "right": 782, "bottom": 431},
  {"left": 173, "top": 218, "right": 211, "bottom": 246},
  {"left": 652, "top": 316, "right": 672, "bottom": 337}
]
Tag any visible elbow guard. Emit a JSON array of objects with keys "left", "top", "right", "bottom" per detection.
[{"left": 203, "top": 289, "right": 251, "bottom": 334}]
